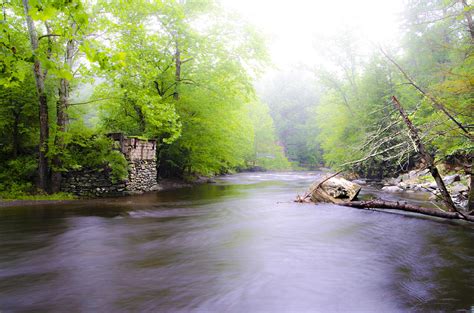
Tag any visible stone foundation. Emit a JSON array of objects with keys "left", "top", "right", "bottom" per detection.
[
  {"left": 61, "top": 134, "right": 159, "bottom": 197},
  {"left": 127, "top": 160, "right": 159, "bottom": 193},
  {"left": 61, "top": 168, "right": 127, "bottom": 197}
]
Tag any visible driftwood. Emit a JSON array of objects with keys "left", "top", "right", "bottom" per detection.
[
  {"left": 296, "top": 171, "right": 344, "bottom": 203},
  {"left": 341, "top": 200, "right": 474, "bottom": 222},
  {"left": 296, "top": 174, "right": 474, "bottom": 223}
]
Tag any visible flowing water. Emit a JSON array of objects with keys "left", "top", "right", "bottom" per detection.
[{"left": 0, "top": 172, "right": 473, "bottom": 312}]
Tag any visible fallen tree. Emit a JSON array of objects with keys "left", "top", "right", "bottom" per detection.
[
  {"left": 295, "top": 174, "right": 474, "bottom": 223},
  {"left": 342, "top": 200, "right": 474, "bottom": 222}
]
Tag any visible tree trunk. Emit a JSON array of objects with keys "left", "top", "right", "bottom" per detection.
[
  {"left": 340, "top": 200, "right": 474, "bottom": 222},
  {"left": 296, "top": 181, "right": 474, "bottom": 222},
  {"left": 467, "top": 156, "right": 474, "bottom": 211},
  {"left": 23, "top": 0, "right": 50, "bottom": 192},
  {"left": 391, "top": 96, "right": 457, "bottom": 212},
  {"left": 174, "top": 34, "right": 181, "bottom": 101},
  {"left": 9, "top": 90, "right": 21, "bottom": 158},
  {"left": 133, "top": 104, "right": 146, "bottom": 133},
  {"left": 461, "top": 0, "right": 474, "bottom": 41},
  {"left": 12, "top": 108, "right": 20, "bottom": 158},
  {"left": 50, "top": 78, "right": 69, "bottom": 192},
  {"left": 51, "top": 32, "right": 75, "bottom": 193}
]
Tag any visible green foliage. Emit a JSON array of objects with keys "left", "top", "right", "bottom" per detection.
[
  {"left": 247, "top": 100, "right": 291, "bottom": 170},
  {"left": 0, "top": 0, "right": 275, "bottom": 198},
  {"left": 0, "top": 156, "right": 37, "bottom": 196},
  {"left": 307, "top": 0, "right": 473, "bottom": 177},
  {"left": 59, "top": 124, "right": 129, "bottom": 182},
  {"left": 97, "top": 0, "right": 270, "bottom": 178}
]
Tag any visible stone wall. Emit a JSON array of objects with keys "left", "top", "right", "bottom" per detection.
[
  {"left": 61, "top": 168, "right": 127, "bottom": 197},
  {"left": 61, "top": 134, "right": 159, "bottom": 197},
  {"left": 127, "top": 160, "right": 159, "bottom": 193}
]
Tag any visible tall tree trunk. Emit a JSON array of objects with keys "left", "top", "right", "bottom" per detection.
[
  {"left": 461, "top": 0, "right": 474, "bottom": 41},
  {"left": 12, "top": 108, "right": 20, "bottom": 158},
  {"left": 9, "top": 91, "right": 21, "bottom": 158},
  {"left": 468, "top": 173, "right": 474, "bottom": 211},
  {"left": 133, "top": 104, "right": 146, "bottom": 133},
  {"left": 466, "top": 155, "right": 474, "bottom": 211},
  {"left": 391, "top": 96, "right": 457, "bottom": 212},
  {"left": 22, "top": 0, "right": 50, "bottom": 192},
  {"left": 174, "top": 34, "right": 181, "bottom": 101},
  {"left": 51, "top": 31, "right": 75, "bottom": 193}
]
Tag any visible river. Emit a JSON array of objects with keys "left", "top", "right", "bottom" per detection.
[{"left": 0, "top": 172, "right": 473, "bottom": 312}]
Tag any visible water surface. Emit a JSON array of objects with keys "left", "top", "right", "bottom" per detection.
[{"left": 0, "top": 172, "right": 473, "bottom": 312}]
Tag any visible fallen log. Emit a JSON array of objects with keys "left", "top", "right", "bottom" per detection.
[
  {"left": 297, "top": 174, "right": 474, "bottom": 223},
  {"left": 340, "top": 200, "right": 474, "bottom": 222}
]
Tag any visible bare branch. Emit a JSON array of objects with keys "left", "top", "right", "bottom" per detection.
[{"left": 379, "top": 47, "right": 472, "bottom": 138}]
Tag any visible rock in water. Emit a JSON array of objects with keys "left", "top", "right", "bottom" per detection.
[
  {"left": 381, "top": 186, "right": 404, "bottom": 193},
  {"left": 443, "top": 174, "right": 461, "bottom": 185},
  {"left": 309, "top": 177, "right": 361, "bottom": 203}
]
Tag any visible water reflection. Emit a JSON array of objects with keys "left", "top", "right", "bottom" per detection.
[{"left": 0, "top": 172, "right": 473, "bottom": 312}]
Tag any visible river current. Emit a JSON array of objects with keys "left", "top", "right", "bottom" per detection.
[{"left": 0, "top": 172, "right": 473, "bottom": 312}]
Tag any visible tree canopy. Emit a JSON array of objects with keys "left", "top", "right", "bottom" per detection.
[{"left": 0, "top": 0, "right": 287, "bottom": 197}]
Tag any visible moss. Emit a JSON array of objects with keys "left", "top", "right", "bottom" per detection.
[{"left": 417, "top": 175, "right": 434, "bottom": 183}]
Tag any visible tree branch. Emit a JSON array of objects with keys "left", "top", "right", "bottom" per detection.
[
  {"left": 380, "top": 47, "right": 472, "bottom": 138},
  {"left": 38, "top": 33, "right": 61, "bottom": 41},
  {"left": 69, "top": 97, "right": 121, "bottom": 106}
]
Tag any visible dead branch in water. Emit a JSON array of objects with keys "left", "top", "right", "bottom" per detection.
[
  {"left": 340, "top": 200, "right": 474, "bottom": 222},
  {"left": 296, "top": 173, "right": 474, "bottom": 223}
]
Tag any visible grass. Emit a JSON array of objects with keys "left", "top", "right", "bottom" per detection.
[{"left": 0, "top": 191, "right": 76, "bottom": 201}]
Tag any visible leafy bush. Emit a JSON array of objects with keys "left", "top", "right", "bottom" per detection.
[
  {"left": 0, "top": 156, "right": 37, "bottom": 197},
  {"left": 59, "top": 126, "right": 129, "bottom": 182}
]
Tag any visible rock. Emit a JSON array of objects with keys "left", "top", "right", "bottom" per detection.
[
  {"left": 443, "top": 174, "right": 460, "bottom": 185},
  {"left": 382, "top": 186, "right": 404, "bottom": 192},
  {"left": 150, "top": 184, "right": 162, "bottom": 191},
  {"left": 412, "top": 185, "right": 425, "bottom": 192},
  {"left": 418, "top": 168, "right": 430, "bottom": 176},
  {"left": 352, "top": 179, "right": 367, "bottom": 185},
  {"left": 398, "top": 182, "right": 408, "bottom": 189},
  {"left": 449, "top": 182, "right": 468, "bottom": 194},
  {"left": 309, "top": 177, "right": 361, "bottom": 203},
  {"left": 428, "top": 182, "right": 438, "bottom": 189},
  {"left": 399, "top": 173, "right": 410, "bottom": 182},
  {"left": 420, "top": 182, "right": 432, "bottom": 189}
]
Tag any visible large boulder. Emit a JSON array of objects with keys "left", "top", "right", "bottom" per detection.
[{"left": 309, "top": 177, "right": 361, "bottom": 203}]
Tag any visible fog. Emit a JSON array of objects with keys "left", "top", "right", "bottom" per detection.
[{"left": 221, "top": 0, "right": 404, "bottom": 70}]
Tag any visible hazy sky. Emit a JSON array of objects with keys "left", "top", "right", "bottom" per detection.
[{"left": 220, "top": 0, "right": 405, "bottom": 70}]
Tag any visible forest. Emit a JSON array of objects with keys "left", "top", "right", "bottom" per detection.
[{"left": 0, "top": 0, "right": 472, "bottom": 201}]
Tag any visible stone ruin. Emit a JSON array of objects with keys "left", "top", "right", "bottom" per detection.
[{"left": 61, "top": 133, "right": 159, "bottom": 197}]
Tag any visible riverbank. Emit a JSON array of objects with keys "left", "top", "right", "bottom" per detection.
[
  {"left": 379, "top": 169, "right": 471, "bottom": 210},
  {"left": 0, "top": 178, "right": 200, "bottom": 208}
]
